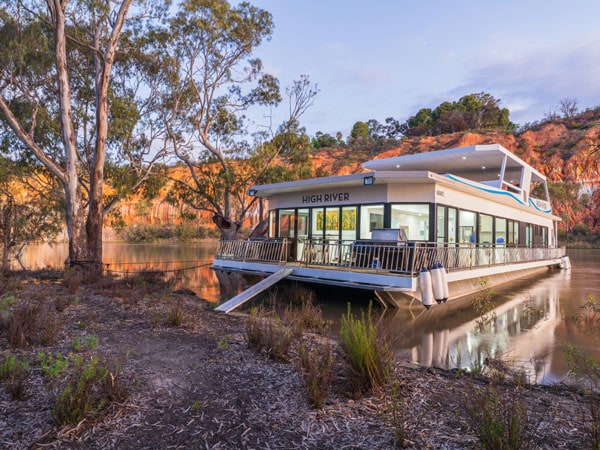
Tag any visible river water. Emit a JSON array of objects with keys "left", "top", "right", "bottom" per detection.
[{"left": 13, "top": 242, "right": 600, "bottom": 384}]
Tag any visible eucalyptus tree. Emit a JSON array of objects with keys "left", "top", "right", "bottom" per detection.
[
  {"left": 158, "top": 0, "right": 318, "bottom": 239},
  {"left": 0, "top": 1, "right": 170, "bottom": 275}
]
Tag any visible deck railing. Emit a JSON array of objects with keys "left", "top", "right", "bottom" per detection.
[{"left": 215, "top": 238, "right": 565, "bottom": 275}]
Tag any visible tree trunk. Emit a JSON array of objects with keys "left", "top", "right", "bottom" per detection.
[{"left": 212, "top": 214, "right": 240, "bottom": 240}]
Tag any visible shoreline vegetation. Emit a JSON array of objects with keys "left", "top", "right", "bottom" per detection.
[{"left": 1, "top": 270, "right": 599, "bottom": 449}]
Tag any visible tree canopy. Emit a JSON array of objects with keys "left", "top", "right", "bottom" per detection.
[
  {"left": 0, "top": 1, "right": 174, "bottom": 274},
  {"left": 400, "top": 92, "right": 515, "bottom": 137},
  {"left": 155, "top": 0, "right": 320, "bottom": 239}
]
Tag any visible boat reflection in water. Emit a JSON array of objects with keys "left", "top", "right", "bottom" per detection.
[{"left": 387, "top": 269, "right": 579, "bottom": 384}]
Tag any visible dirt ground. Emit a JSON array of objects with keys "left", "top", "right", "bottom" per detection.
[{"left": 0, "top": 272, "right": 596, "bottom": 449}]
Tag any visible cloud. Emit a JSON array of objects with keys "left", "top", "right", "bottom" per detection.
[{"left": 450, "top": 39, "right": 600, "bottom": 124}]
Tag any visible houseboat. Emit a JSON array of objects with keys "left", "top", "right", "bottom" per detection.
[{"left": 213, "top": 144, "right": 568, "bottom": 310}]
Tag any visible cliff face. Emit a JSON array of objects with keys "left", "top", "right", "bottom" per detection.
[{"left": 115, "top": 111, "right": 600, "bottom": 235}]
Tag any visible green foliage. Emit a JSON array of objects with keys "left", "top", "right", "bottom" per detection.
[
  {"left": 70, "top": 335, "right": 99, "bottom": 352},
  {"left": 38, "top": 352, "right": 69, "bottom": 380},
  {"left": 401, "top": 92, "right": 515, "bottom": 137},
  {"left": 0, "top": 157, "right": 63, "bottom": 271},
  {"left": 166, "top": 302, "right": 184, "bottom": 327},
  {"left": 0, "top": 353, "right": 29, "bottom": 400},
  {"left": 384, "top": 376, "right": 408, "bottom": 449},
  {"left": 51, "top": 354, "right": 127, "bottom": 425},
  {"left": 298, "top": 342, "right": 334, "bottom": 409},
  {"left": 0, "top": 293, "right": 15, "bottom": 321},
  {"left": 339, "top": 303, "right": 390, "bottom": 394},
  {"left": 470, "top": 384, "right": 535, "bottom": 450},
  {"left": 311, "top": 131, "right": 345, "bottom": 149},
  {"left": 471, "top": 279, "right": 497, "bottom": 332}
]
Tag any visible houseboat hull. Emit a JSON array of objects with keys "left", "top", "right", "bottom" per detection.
[{"left": 211, "top": 254, "right": 563, "bottom": 309}]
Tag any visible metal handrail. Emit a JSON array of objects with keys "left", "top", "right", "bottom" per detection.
[{"left": 215, "top": 238, "right": 565, "bottom": 275}]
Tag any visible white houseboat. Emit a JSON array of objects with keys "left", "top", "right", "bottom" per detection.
[{"left": 213, "top": 144, "right": 568, "bottom": 310}]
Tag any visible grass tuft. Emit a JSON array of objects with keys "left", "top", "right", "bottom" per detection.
[
  {"left": 0, "top": 354, "right": 29, "bottom": 401},
  {"left": 339, "top": 302, "right": 390, "bottom": 395},
  {"left": 298, "top": 342, "right": 334, "bottom": 409}
]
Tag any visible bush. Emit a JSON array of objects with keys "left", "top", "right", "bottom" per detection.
[
  {"left": 469, "top": 383, "right": 544, "bottom": 450},
  {"left": 5, "top": 299, "right": 61, "bottom": 348},
  {"left": 0, "top": 354, "right": 29, "bottom": 400},
  {"left": 298, "top": 342, "right": 334, "bottom": 409},
  {"left": 339, "top": 302, "right": 390, "bottom": 394},
  {"left": 48, "top": 353, "right": 127, "bottom": 425},
  {"left": 245, "top": 307, "right": 293, "bottom": 362}
]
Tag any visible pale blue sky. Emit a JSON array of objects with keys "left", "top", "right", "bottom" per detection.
[{"left": 247, "top": 0, "right": 600, "bottom": 137}]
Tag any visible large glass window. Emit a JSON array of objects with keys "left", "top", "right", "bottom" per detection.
[
  {"left": 269, "top": 210, "right": 276, "bottom": 238},
  {"left": 436, "top": 206, "right": 445, "bottom": 243},
  {"left": 310, "top": 207, "right": 325, "bottom": 240},
  {"left": 278, "top": 209, "right": 296, "bottom": 238},
  {"left": 341, "top": 206, "right": 357, "bottom": 241},
  {"left": 448, "top": 208, "right": 457, "bottom": 243},
  {"left": 508, "top": 220, "right": 519, "bottom": 244},
  {"left": 391, "top": 204, "right": 430, "bottom": 240},
  {"left": 459, "top": 210, "right": 477, "bottom": 244},
  {"left": 479, "top": 214, "right": 493, "bottom": 244},
  {"left": 495, "top": 217, "right": 507, "bottom": 245},
  {"left": 297, "top": 208, "right": 309, "bottom": 240},
  {"left": 325, "top": 207, "right": 340, "bottom": 240},
  {"left": 359, "top": 204, "right": 384, "bottom": 239}
]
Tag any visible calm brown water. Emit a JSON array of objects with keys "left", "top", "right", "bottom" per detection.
[{"left": 14, "top": 243, "right": 600, "bottom": 384}]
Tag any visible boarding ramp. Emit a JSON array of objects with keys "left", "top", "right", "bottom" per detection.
[{"left": 214, "top": 268, "right": 293, "bottom": 313}]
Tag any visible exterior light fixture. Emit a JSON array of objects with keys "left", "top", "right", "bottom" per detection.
[
  {"left": 248, "top": 189, "right": 257, "bottom": 196},
  {"left": 363, "top": 175, "right": 375, "bottom": 186}
]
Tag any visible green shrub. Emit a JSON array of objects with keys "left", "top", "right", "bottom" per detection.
[
  {"left": 298, "top": 342, "right": 334, "bottom": 409},
  {"left": 469, "top": 384, "right": 537, "bottom": 450},
  {"left": 51, "top": 354, "right": 126, "bottom": 425},
  {"left": 0, "top": 354, "right": 29, "bottom": 400},
  {"left": 339, "top": 302, "right": 390, "bottom": 394}
]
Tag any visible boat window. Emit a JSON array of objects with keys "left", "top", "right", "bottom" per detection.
[
  {"left": 436, "top": 206, "right": 445, "bottom": 243},
  {"left": 459, "top": 210, "right": 477, "bottom": 244},
  {"left": 448, "top": 208, "right": 457, "bottom": 243},
  {"left": 311, "top": 207, "right": 325, "bottom": 240},
  {"left": 278, "top": 209, "right": 296, "bottom": 238},
  {"left": 508, "top": 220, "right": 519, "bottom": 244},
  {"left": 524, "top": 224, "right": 532, "bottom": 247},
  {"left": 268, "top": 210, "right": 277, "bottom": 238},
  {"left": 390, "top": 204, "right": 429, "bottom": 240},
  {"left": 297, "top": 209, "right": 309, "bottom": 240},
  {"left": 341, "top": 206, "right": 357, "bottom": 241},
  {"left": 359, "top": 204, "right": 384, "bottom": 239},
  {"left": 325, "top": 207, "right": 340, "bottom": 240},
  {"left": 479, "top": 214, "right": 493, "bottom": 244},
  {"left": 495, "top": 217, "right": 507, "bottom": 245}
]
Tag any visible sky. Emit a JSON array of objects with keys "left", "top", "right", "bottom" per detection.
[{"left": 245, "top": 0, "right": 600, "bottom": 138}]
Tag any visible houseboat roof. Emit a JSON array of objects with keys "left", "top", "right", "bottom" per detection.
[
  {"left": 362, "top": 144, "right": 546, "bottom": 184},
  {"left": 249, "top": 144, "right": 547, "bottom": 199}
]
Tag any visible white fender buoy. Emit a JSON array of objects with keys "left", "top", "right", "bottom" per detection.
[
  {"left": 430, "top": 263, "right": 445, "bottom": 304},
  {"left": 561, "top": 255, "right": 571, "bottom": 271},
  {"left": 419, "top": 268, "right": 435, "bottom": 309},
  {"left": 439, "top": 264, "right": 449, "bottom": 302}
]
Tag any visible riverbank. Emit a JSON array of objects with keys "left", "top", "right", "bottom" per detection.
[{"left": 0, "top": 271, "right": 595, "bottom": 449}]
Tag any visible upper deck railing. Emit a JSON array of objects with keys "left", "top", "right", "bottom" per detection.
[{"left": 215, "top": 238, "right": 565, "bottom": 275}]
